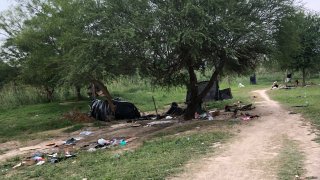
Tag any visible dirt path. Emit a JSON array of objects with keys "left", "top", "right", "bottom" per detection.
[{"left": 171, "top": 89, "right": 320, "bottom": 180}]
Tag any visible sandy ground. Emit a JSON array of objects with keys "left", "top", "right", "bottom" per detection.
[{"left": 171, "top": 89, "right": 320, "bottom": 180}]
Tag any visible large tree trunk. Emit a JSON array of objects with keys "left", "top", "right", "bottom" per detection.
[
  {"left": 302, "top": 67, "right": 306, "bottom": 86},
  {"left": 91, "top": 79, "right": 116, "bottom": 114},
  {"left": 184, "top": 61, "right": 200, "bottom": 120},
  {"left": 75, "top": 86, "right": 82, "bottom": 101},
  {"left": 184, "top": 50, "right": 227, "bottom": 120}
]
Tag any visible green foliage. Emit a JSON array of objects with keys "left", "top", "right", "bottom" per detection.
[
  {"left": 274, "top": 12, "right": 320, "bottom": 84},
  {"left": 4, "top": 131, "right": 230, "bottom": 179},
  {"left": 139, "top": 0, "right": 291, "bottom": 86},
  {"left": 0, "top": 61, "right": 19, "bottom": 87}
]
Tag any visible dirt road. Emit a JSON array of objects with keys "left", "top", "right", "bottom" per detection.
[{"left": 171, "top": 89, "right": 320, "bottom": 180}]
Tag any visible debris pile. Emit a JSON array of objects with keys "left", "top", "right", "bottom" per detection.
[
  {"left": 63, "top": 111, "right": 95, "bottom": 123},
  {"left": 11, "top": 131, "right": 133, "bottom": 170}
]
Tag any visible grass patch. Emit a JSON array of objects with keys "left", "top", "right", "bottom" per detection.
[
  {"left": 268, "top": 85, "right": 320, "bottom": 131},
  {"left": 277, "top": 138, "right": 304, "bottom": 180},
  {"left": 4, "top": 131, "right": 230, "bottom": 180},
  {"left": 0, "top": 101, "right": 88, "bottom": 142}
]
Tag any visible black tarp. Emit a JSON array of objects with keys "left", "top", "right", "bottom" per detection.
[
  {"left": 219, "top": 88, "right": 233, "bottom": 100},
  {"left": 90, "top": 99, "right": 141, "bottom": 121},
  {"left": 186, "top": 81, "right": 220, "bottom": 103}
]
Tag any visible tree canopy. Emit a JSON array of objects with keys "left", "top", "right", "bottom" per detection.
[
  {"left": 0, "top": 0, "right": 318, "bottom": 119},
  {"left": 275, "top": 12, "right": 320, "bottom": 85}
]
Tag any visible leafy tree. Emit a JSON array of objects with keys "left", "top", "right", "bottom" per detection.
[
  {"left": 137, "top": 0, "right": 294, "bottom": 120},
  {"left": 1, "top": 0, "right": 147, "bottom": 109},
  {"left": 275, "top": 12, "right": 320, "bottom": 86},
  {"left": 0, "top": 60, "right": 19, "bottom": 87}
]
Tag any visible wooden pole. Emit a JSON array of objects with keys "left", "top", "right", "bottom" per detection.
[{"left": 152, "top": 96, "right": 158, "bottom": 118}]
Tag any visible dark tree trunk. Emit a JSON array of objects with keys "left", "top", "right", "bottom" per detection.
[
  {"left": 184, "top": 49, "right": 227, "bottom": 120},
  {"left": 75, "top": 86, "right": 82, "bottom": 101},
  {"left": 91, "top": 79, "right": 116, "bottom": 114},
  {"left": 45, "top": 86, "right": 54, "bottom": 102},
  {"left": 302, "top": 67, "right": 306, "bottom": 86},
  {"left": 184, "top": 60, "right": 200, "bottom": 120}
]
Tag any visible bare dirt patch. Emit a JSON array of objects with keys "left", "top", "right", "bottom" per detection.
[{"left": 171, "top": 89, "right": 320, "bottom": 180}]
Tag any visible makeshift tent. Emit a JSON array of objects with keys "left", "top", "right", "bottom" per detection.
[
  {"left": 90, "top": 99, "right": 141, "bottom": 121},
  {"left": 186, "top": 81, "right": 232, "bottom": 103}
]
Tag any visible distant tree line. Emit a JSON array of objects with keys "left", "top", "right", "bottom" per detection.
[{"left": 0, "top": 0, "right": 319, "bottom": 120}]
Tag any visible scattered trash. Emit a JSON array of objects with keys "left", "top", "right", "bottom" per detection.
[
  {"left": 271, "top": 81, "right": 279, "bottom": 89},
  {"left": 119, "top": 139, "right": 127, "bottom": 147},
  {"left": 209, "top": 110, "right": 220, "bottom": 117},
  {"left": 165, "top": 116, "right": 173, "bottom": 120},
  {"left": 36, "top": 161, "right": 45, "bottom": 166},
  {"left": 64, "top": 138, "right": 77, "bottom": 145},
  {"left": 87, "top": 148, "right": 97, "bottom": 152},
  {"left": 98, "top": 138, "right": 109, "bottom": 146},
  {"left": 240, "top": 113, "right": 260, "bottom": 121},
  {"left": 50, "top": 158, "right": 59, "bottom": 163},
  {"left": 225, "top": 102, "right": 254, "bottom": 112},
  {"left": 208, "top": 115, "right": 214, "bottom": 121},
  {"left": 241, "top": 116, "right": 251, "bottom": 121},
  {"left": 194, "top": 112, "right": 200, "bottom": 119},
  {"left": 147, "top": 120, "right": 174, "bottom": 126},
  {"left": 292, "top": 105, "right": 308, "bottom": 108},
  {"left": 13, "top": 162, "right": 24, "bottom": 169},
  {"left": 238, "top": 83, "right": 245, "bottom": 88},
  {"left": 45, "top": 143, "right": 56, "bottom": 147},
  {"left": 65, "top": 151, "right": 76, "bottom": 158},
  {"left": 80, "top": 131, "right": 94, "bottom": 136}
]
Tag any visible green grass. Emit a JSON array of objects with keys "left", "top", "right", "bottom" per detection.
[
  {"left": 3, "top": 131, "right": 230, "bottom": 180},
  {"left": 277, "top": 138, "right": 304, "bottom": 180},
  {"left": 268, "top": 85, "right": 320, "bottom": 130},
  {"left": 0, "top": 101, "right": 88, "bottom": 142},
  {"left": 0, "top": 84, "right": 88, "bottom": 110}
]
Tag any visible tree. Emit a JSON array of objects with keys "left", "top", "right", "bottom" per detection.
[
  {"left": 0, "top": 0, "right": 146, "bottom": 110},
  {"left": 275, "top": 12, "right": 320, "bottom": 86},
  {"left": 0, "top": 60, "right": 19, "bottom": 87},
  {"left": 136, "top": 0, "right": 294, "bottom": 120}
]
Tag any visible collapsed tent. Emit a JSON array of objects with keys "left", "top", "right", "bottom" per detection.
[{"left": 90, "top": 99, "right": 141, "bottom": 121}]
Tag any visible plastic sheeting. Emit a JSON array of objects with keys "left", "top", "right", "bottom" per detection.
[{"left": 90, "top": 99, "right": 141, "bottom": 121}]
